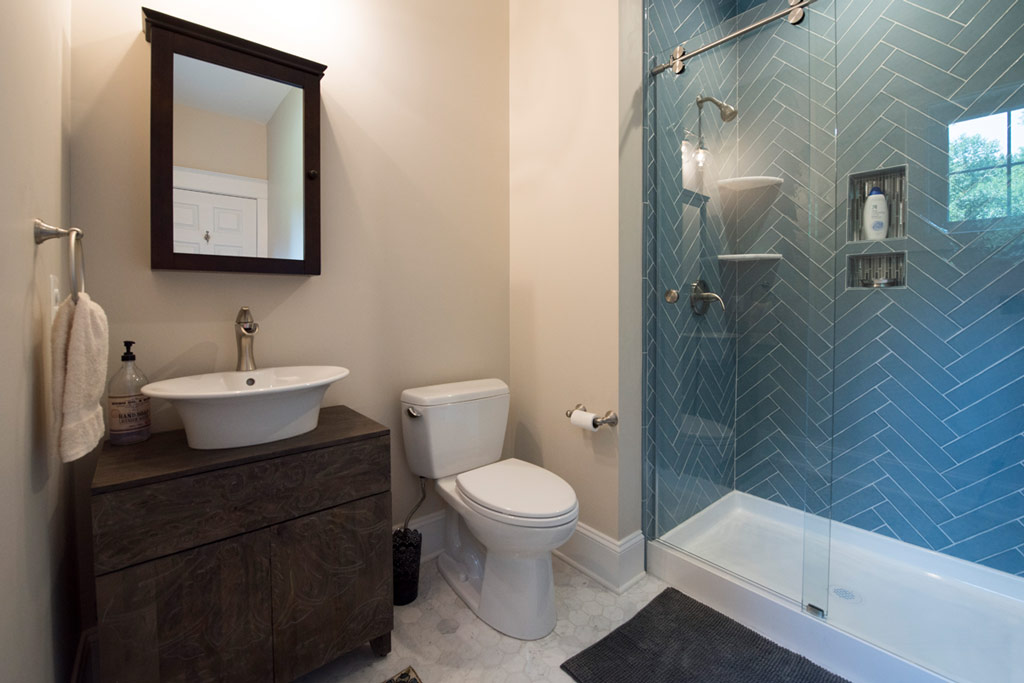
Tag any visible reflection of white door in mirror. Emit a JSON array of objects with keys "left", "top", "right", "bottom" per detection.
[
  {"left": 172, "top": 167, "right": 268, "bottom": 257},
  {"left": 173, "top": 189, "right": 258, "bottom": 256}
]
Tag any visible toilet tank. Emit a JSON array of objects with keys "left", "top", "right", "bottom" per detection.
[{"left": 401, "top": 379, "right": 510, "bottom": 479}]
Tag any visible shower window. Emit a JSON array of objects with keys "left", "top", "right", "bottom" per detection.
[{"left": 948, "top": 108, "right": 1024, "bottom": 222}]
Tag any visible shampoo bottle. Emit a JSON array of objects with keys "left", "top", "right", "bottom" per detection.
[
  {"left": 107, "top": 340, "right": 151, "bottom": 445},
  {"left": 862, "top": 187, "right": 889, "bottom": 241}
]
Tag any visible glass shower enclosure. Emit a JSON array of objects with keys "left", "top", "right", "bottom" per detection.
[{"left": 643, "top": 1, "right": 1024, "bottom": 681}]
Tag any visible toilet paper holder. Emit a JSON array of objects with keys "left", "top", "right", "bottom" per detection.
[{"left": 565, "top": 404, "right": 619, "bottom": 428}]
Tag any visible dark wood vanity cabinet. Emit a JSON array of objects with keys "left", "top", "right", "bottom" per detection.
[{"left": 86, "top": 406, "right": 393, "bottom": 682}]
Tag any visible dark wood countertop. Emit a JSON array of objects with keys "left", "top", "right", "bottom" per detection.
[{"left": 91, "top": 405, "right": 389, "bottom": 494}]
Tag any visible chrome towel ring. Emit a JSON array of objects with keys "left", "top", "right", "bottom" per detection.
[{"left": 34, "top": 219, "right": 86, "bottom": 303}]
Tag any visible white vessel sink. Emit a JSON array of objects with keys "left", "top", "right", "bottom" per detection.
[{"left": 142, "top": 366, "right": 349, "bottom": 449}]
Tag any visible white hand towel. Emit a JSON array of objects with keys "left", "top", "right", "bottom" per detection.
[
  {"left": 51, "top": 296, "right": 74, "bottom": 427},
  {"left": 53, "top": 292, "right": 109, "bottom": 462}
]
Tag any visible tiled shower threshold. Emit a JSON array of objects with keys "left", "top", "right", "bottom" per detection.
[{"left": 652, "top": 492, "right": 1024, "bottom": 683}]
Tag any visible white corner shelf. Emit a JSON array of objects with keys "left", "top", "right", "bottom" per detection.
[
  {"left": 717, "top": 176, "right": 784, "bottom": 192},
  {"left": 717, "top": 253, "right": 783, "bottom": 262}
]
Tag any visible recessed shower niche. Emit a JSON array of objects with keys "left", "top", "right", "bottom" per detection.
[
  {"left": 848, "top": 166, "right": 907, "bottom": 242},
  {"left": 847, "top": 252, "right": 906, "bottom": 289}
]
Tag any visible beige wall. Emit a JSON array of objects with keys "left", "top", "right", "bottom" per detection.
[
  {"left": 267, "top": 88, "right": 304, "bottom": 259},
  {"left": 173, "top": 103, "right": 269, "bottom": 178},
  {"left": 70, "top": 0, "right": 510, "bottom": 525},
  {"left": 0, "top": 0, "right": 74, "bottom": 680},
  {"left": 509, "top": 0, "right": 643, "bottom": 540}
]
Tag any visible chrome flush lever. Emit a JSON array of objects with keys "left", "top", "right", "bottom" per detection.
[{"left": 690, "top": 280, "right": 725, "bottom": 316}]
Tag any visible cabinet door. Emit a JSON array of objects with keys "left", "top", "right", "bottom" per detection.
[
  {"left": 270, "top": 492, "right": 393, "bottom": 681},
  {"left": 96, "top": 531, "right": 273, "bottom": 683}
]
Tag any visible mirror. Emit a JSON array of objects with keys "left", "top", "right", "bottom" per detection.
[
  {"left": 173, "top": 55, "right": 304, "bottom": 259},
  {"left": 144, "top": 8, "right": 326, "bottom": 274}
]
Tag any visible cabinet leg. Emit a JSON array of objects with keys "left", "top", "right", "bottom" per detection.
[{"left": 370, "top": 632, "right": 391, "bottom": 657}]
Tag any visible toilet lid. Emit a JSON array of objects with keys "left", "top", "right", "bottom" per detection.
[{"left": 456, "top": 459, "right": 577, "bottom": 519}]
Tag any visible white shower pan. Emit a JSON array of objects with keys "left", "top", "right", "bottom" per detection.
[{"left": 649, "top": 491, "right": 1024, "bottom": 683}]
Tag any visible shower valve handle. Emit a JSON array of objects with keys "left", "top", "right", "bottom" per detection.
[{"left": 690, "top": 280, "right": 725, "bottom": 315}]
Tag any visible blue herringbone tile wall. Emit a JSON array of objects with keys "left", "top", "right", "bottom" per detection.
[
  {"left": 644, "top": 0, "right": 1024, "bottom": 577},
  {"left": 731, "top": 1, "right": 836, "bottom": 520},
  {"left": 827, "top": 0, "right": 1024, "bottom": 576}
]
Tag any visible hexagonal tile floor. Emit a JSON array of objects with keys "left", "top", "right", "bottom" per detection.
[{"left": 299, "top": 556, "right": 667, "bottom": 683}]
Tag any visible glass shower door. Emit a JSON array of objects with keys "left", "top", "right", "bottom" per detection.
[
  {"left": 650, "top": 3, "right": 833, "bottom": 612},
  {"left": 650, "top": 16, "right": 740, "bottom": 576}
]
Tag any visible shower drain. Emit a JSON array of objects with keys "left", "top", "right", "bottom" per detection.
[{"left": 830, "top": 585, "right": 862, "bottom": 603}]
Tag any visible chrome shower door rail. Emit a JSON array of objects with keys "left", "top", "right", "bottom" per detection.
[{"left": 650, "top": 0, "right": 818, "bottom": 76}]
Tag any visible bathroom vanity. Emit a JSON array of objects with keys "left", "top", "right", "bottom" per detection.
[{"left": 84, "top": 405, "right": 392, "bottom": 682}]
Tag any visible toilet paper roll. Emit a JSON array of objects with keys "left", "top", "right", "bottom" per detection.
[{"left": 570, "top": 409, "right": 599, "bottom": 432}]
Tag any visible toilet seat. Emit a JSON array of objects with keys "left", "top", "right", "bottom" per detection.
[{"left": 456, "top": 459, "right": 579, "bottom": 529}]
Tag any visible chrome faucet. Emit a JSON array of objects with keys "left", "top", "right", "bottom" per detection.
[{"left": 235, "top": 306, "right": 259, "bottom": 371}]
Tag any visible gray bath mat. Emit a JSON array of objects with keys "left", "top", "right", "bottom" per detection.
[{"left": 561, "top": 588, "right": 849, "bottom": 683}]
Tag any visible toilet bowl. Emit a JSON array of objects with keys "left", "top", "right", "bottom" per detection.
[{"left": 401, "top": 379, "right": 579, "bottom": 640}]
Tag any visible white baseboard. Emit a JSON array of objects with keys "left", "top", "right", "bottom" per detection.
[
  {"left": 554, "top": 524, "right": 646, "bottom": 594},
  {"left": 401, "top": 511, "right": 646, "bottom": 595},
  {"left": 395, "top": 509, "right": 446, "bottom": 564}
]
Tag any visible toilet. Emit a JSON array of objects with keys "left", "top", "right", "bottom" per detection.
[{"left": 400, "top": 378, "right": 579, "bottom": 640}]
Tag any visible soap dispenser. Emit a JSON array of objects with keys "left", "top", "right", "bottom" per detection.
[{"left": 107, "top": 340, "right": 151, "bottom": 445}]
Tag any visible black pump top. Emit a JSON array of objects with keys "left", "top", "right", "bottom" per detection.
[{"left": 121, "top": 340, "right": 136, "bottom": 361}]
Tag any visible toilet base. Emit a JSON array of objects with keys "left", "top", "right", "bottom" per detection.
[
  {"left": 438, "top": 548, "right": 557, "bottom": 641},
  {"left": 437, "top": 511, "right": 559, "bottom": 640}
]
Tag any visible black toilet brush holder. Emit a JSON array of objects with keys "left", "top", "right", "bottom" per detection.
[
  {"left": 393, "top": 477, "right": 426, "bottom": 606},
  {"left": 392, "top": 527, "right": 422, "bottom": 606}
]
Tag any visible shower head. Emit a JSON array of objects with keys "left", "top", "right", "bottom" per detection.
[{"left": 696, "top": 95, "right": 738, "bottom": 122}]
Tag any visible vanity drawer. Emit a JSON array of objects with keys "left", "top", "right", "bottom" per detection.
[{"left": 92, "top": 435, "right": 389, "bottom": 574}]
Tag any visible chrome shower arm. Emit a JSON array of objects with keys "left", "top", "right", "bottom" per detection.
[{"left": 696, "top": 95, "right": 738, "bottom": 122}]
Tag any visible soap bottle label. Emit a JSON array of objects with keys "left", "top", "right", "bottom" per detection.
[{"left": 109, "top": 394, "right": 151, "bottom": 434}]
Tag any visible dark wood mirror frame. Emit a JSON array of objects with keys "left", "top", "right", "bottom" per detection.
[{"left": 143, "top": 8, "right": 327, "bottom": 275}]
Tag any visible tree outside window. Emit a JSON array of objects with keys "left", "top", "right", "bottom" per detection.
[{"left": 948, "top": 109, "right": 1024, "bottom": 222}]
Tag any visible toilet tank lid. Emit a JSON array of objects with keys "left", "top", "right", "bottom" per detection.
[{"left": 401, "top": 378, "right": 509, "bottom": 406}]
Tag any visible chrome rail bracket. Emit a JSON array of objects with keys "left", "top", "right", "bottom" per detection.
[
  {"left": 788, "top": 0, "right": 805, "bottom": 24},
  {"left": 670, "top": 45, "right": 686, "bottom": 74}
]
